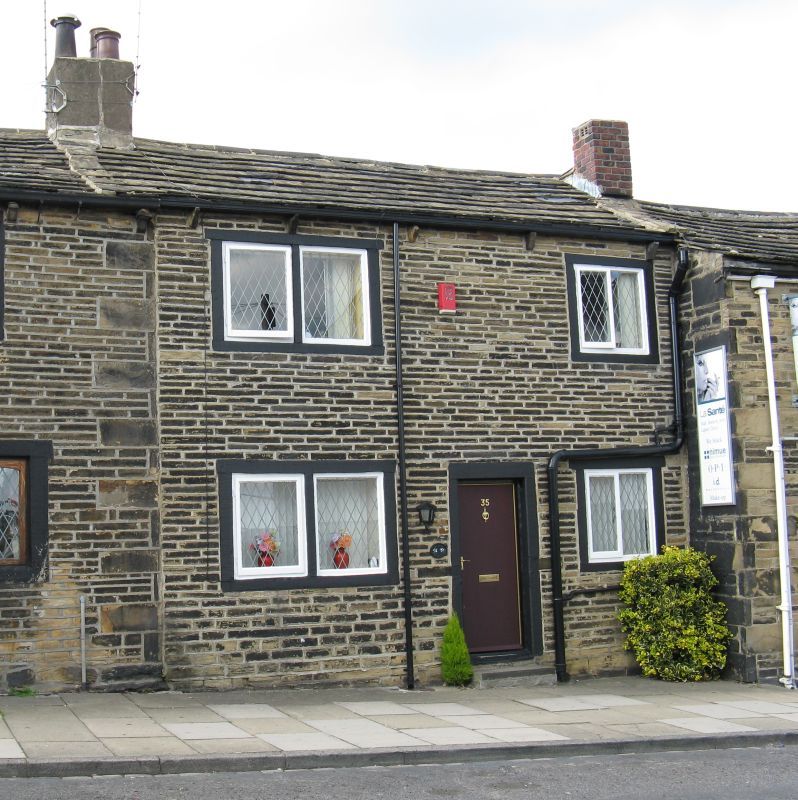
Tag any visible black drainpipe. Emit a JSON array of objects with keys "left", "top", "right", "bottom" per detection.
[
  {"left": 547, "top": 246, "right": 690, "bottom": 682},
  {"left": 393, "top": 221, "right": 415, "bottom": 689}
]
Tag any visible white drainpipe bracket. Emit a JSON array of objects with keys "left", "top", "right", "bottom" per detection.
[{"left": 752, "top": 275, "right": 777, "bottom": 291}]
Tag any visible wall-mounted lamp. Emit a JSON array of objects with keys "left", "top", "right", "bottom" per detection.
[{"left": 416, "top": 501, "right": 437, "bottom": 533}]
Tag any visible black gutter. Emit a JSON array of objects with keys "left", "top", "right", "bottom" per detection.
[
  {"left": 0, "top": 188, "right": 675, "bottom": 244},
  {"left": 547, "top": 247, "right": 690, "bottom": 683},
  {"left": 393, "top": 221, "right": 415, "bottom": 689}
]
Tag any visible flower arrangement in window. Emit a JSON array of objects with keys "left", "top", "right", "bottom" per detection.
[
  {"left": 329, "top": 530, "right": 352, "bottom": 569},
  {"left": 250, "top": 529, "right": 280, "bottom": 567}
]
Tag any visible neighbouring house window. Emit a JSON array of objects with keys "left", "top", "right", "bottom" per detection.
[
  {"left": 0, "top": 459, "right": 25, "bottom": 565},
  {"left": 209, "top": 231, "right": 383, "bottom": 354},
  {"left": 0, "top": 440, "right": 51, "bottom": 583},
  {"left": 564, "top": 255, "right": 658, "bottom": 363},
  {"left": 575, "top": 458, "right": 664, "bottom": 571},
  {"left": 219, "top": 460, "right": 397, "bottom": 590}
]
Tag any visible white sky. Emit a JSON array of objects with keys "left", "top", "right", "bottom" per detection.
[{"left": 2, "top": 1, "right": 796, "bottom": 212}]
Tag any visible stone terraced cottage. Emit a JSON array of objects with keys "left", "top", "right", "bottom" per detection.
[{"left": 0, "top": 17, "right": 795, "bottom": 692}]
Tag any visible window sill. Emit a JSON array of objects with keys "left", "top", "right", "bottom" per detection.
[
  {"left": 212, "top": 336, "right": 385, "bottom": 356},
  {"left": 0, "top": 563, "right": 44, "bottom": 583},
  {"left": 221, "top": 570, "right": 397, "bottom": 592}
]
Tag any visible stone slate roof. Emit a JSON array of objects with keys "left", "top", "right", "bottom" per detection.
[
  {"left": 0, "top": 129, "right": 647, "bottom": 233},
  {"left": 0, "top": 130, "right": 93, "bottom": 194},
  {"left": 639, "top": 201, "right": 798, "bottom": 266}
]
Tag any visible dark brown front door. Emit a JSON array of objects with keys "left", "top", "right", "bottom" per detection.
[{"left": 457, "top": 481, "right": 522, "bottom": 653}]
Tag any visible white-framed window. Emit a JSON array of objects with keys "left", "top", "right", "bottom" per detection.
[
  {"left": 574, "top": 264, "right": 649, "bottom": 355},
  {"left": 232, "top": 473, "right": 307, "bottom": 579},
  {"left": 585, "top": 468, "right": 656, "bottom": 563},
  {"left": 300, "top": 248, "right": 370, "bottom": 346},
  {"left": 216, "top": 235, "right": 375, "bottom": 349},
  {"left": 220, "top": 461, "right": 395, "bottom": 588},
  {"left": 223, "top": 243, "right": 293, "bottom": 342},
  {"left": 314, "top": 473, "right": 386, "bottom": 576}
]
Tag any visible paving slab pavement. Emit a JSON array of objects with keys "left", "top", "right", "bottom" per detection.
[{"left": 1, "top": 675, "right": 798, "bottom": 778}]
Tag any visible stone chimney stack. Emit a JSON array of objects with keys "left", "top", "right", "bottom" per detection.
[
  {"left": 46, "top": 15, "right": 134, "bottom": 149},
  {"left": 570, "top": 120, "right": 633, "bottom": 199}
]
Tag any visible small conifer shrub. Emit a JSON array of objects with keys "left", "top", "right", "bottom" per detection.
[
  {"left": 618, "top": 546, "right": 732, "bottom": 681},
  {"left": 440, "top": 613, "right": 473, "bottom": 686}
]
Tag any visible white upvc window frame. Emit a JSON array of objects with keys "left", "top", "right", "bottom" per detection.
[
  {"left": 574, "top": 264, "right": 649, "bottom": 355},
  {"left": 299, "top": 246, "right": 371, "bottom": 347},
  {"left": 231, "top": 473, "right": 307, "bottom": 580},
  {"left": 585, "top": 467, "right": 656, "bottom": 564},
  {"left": 313, "top": 472, "right": 387, "bottom": 577},
  {"left": 222, "top": 242, "right": 293, "bottom": 343}
]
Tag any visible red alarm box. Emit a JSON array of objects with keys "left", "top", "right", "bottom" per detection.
[{"left": 437, "top": 282, "right": 456, "bottom": 313}]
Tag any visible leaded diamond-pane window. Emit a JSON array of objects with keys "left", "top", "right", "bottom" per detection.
[
  {"left": 233, "top": 475, "right": 307, "bottom": 578},
  {"left": 227, "top": 467, "right": 390, "bottom": 583},
  {"left": 301, "top": 249, "right": 367, "bottom": 343},
  {"left": 580, "top": 270, "right": 610, "bottom": 344},
  {"left": 0, "top": 460, "right": 26, "bottom": 565},
  {"left": 214, "top": 234, "right": 379, "bottom": 352},
  {"left": 576, "top": 265, "right": 647, "bottom": 354},
  {"left": 314, "top": 474, "right": 384, "bottom": 574},
  {"left": 586, "top": 468, "right": 655, "bottom": 562},
  {"left": 224, "top": 243, "right": 292, "bottom": 340}
]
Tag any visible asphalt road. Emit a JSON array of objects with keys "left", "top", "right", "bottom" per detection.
[{"left": 1, "top": 745, "right": 796, "bottom": 800}]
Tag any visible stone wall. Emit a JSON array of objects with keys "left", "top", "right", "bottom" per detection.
[
  {"left": 154, "top": 213, "right": 686, "bottom": 688},
  {"left": 1, "top": 202, "right": 688, "bottom": 691},
  {"left": 0, "top": 207, "right": 161, "bottom": 691},
  {"left": 681, "top": 253, "right": 798, "bottom": 682}
]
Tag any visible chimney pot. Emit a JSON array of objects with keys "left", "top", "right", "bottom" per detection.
[
  {"left": 89, "top": 27, "right": 111, "bottom": 58},
  {"left": 50, "top": 14, "right": 81, "bottom": 58},
  {"left": 94, "top": 29, "right": 121, "bottom": 60}
]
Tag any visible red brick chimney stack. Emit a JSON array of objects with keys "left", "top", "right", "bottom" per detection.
[{"left": 572, "top": 120, "right": 633, "bottom": 198}]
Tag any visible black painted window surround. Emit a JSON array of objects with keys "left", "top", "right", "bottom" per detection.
[
  {"left": 208, "top": 230, "right": 384, "bottom": 355},
  {"left": 0, "top": 440, "right": 52, "bottom": 583},
  {"left": 574, "top": 455, "right": 665, "bottom": 572},
  {"left": 218, "top": 459, "right": 398, "bottom": 592},
  {"left": 564, "top": 254, "right": 659, "bottom": 364}
]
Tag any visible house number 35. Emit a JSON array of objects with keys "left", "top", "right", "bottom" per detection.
[{"left": 480, "top": 498, "right": 490, "bottom": 522}]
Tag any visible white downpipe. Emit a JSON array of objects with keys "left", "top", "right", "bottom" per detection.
[
  {"left": 752, "top": 275, "right": 795, "bottom": 688},
  {"left": 789, "top": 297, "right": 798, "bottom": 388}
]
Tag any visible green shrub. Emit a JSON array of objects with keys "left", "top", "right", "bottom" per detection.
[
  {"left": 618, "top": 546, "right": 732, "bottom": 681},
  {"left": 440, "top": 613, "right": 473, "bottom": 686}
]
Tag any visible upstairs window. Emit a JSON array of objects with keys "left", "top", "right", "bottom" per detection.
[
  {"left": 565, "top": 255, "right": 658, "bottom": 363},
  {"left": 577, "top": 266, "right": 645, "bottom": 352},
  {"left": 209, "top": 231, "right": 383, "bottom": 354}
]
